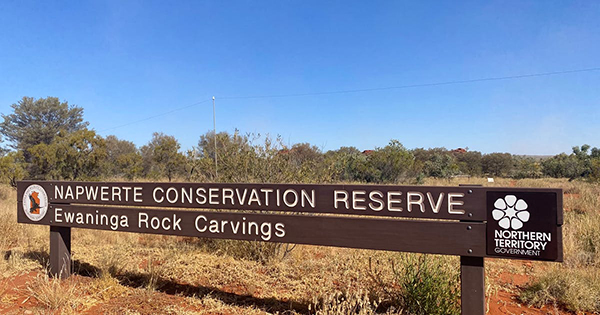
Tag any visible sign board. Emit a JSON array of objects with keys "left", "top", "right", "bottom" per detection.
[
  {"left": 17, "top": 180, "right": 563, "bottom": 315},
  {"left": 486, "top": 191, "right": 561, "bottom": 261},
  {"left": 16, "top": 181, "right": 562, "bottom": 261},
  {"left": 19, "top": 181, "right": 486, "bottom": 220},
  {"left": 30, "top": 204, "right": 486, "bottom": 256}
]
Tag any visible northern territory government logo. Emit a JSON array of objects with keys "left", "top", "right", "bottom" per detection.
[
  {"left": 22, "top": 184, "right": 48, "bottom": 221},
  {"left": 491, "top": 195, "right": 530, "bottom": 230},
  {"left": 487, "top": 191, "right": 559, "bottom": 261}
]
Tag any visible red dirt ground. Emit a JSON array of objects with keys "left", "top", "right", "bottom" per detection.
[
  {"left": 486, "top": 260, "right": 592, "bottom": 315},
  {"left": 487, "top": 271, "right": 555, "bottom": 315},
  {"left": 0, "top": 266, "right": 591, "bottom": 314},
  {"left": 0, "top": 271, "right": 39, "bottom": 314}
]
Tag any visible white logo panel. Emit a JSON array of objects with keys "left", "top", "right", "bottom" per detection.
[{"left": 22, "top": 184, "right": 49, "bottom": 221}]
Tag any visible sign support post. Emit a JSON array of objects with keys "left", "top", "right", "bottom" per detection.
[
  {"left": 459, "top": 184, "right": 485, "bottom": 315},
  {"left": 49, "top": 226, "right": 71, "bottom": 279},
  {"left": 460, "top": 256, "right": 485, "bottom": 315}
]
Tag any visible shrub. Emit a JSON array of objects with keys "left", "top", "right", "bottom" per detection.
[
  {"left": 190, "top": 238, "right": 293, "bottom": 263},
  {"left": 520, "top": 267, "right": 600, "bottom": 312},
  {"left": 26, "top": 273, "right": 83, "bottom": 311},
  {"left": 369, "top": 254, "right": 460, "bottom": 315}
]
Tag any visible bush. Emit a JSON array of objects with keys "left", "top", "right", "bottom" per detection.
[
  {"left": 520, "top": 267, "right": 600, "bottom": 312},
  {"left": 368, "top": 140, "right": 417, "bottom": 183},
  {"left": 190, "top": 238, "right": 293, "bottom": 263},
  {"left": 589, "top": 158, "right": 600, "bottom": 182},
  {"left": 482, "top": 153, "right": 515, "bottom": 177},
  {"left": 369, "top": 254, "right": 460, "bottom": 315}
]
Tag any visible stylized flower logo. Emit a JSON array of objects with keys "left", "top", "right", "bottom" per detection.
[{"left": 492, "top": 195, "right": 529, "bottom": 230}]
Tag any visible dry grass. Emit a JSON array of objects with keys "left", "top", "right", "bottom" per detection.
[
  {"left": 0, "top": 185, "right": 18, "bottom": 251},
  {"left": 520, "top": 265, "right": 600, "bottom": 311},
  {"left": 86, "top": 272, "right": 128, "bottom": 302},
  {"left": 26, "top": 273, "right": 83, "bottom": 312},
  {"left": 311, "top": 290, "right": 383, "bottom": 315}
]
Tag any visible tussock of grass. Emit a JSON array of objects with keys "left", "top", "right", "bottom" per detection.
[
  {"left": 26, "top": 273, "right": 83, "bottom": 311},
  {"left": 0, "top": 282, "right": 8, "bottom": 303},
  {"left": 562, "top": 182, "right": 600, "bottom": 214},
  {"left": 369, "top": 254, "right": 460, "bottom": 315},
  {"left": 195, "top": 294, "right": 265, "bottom": 314},
  {"left": 87, "top": 273, "right": 127, "bottom": 302},
  {"left": 520, "top": 266, "right": 600, "bottom": 312},
  {"left": 0, "top": 250, "right": 40, "bottom": 278},
  {"left": 565, "top": 211, "right": 600, "bottom": 266},
  {"left": 189, "top": 238, "right": 289, "bottom": 263},
  {"left": 311, "top": 290, "right": 384, "bottom": 315},
  {"left": 0, "top": 186, "right": 17, "bottom": 251}
]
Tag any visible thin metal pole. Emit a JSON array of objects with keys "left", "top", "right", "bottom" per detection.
[{"left": 212, "top": 96, "right": 218, "bottom": 179}]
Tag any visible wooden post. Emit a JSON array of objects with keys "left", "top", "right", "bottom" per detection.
[
  {"left": 460, "top": 256, "right": 485, "bottom": 314},
  {"left": 49, "top": 226, "right": 71, "bottom": 279},
  {"left": 459, "top": 184, "right": 485, "bottom": 315}
]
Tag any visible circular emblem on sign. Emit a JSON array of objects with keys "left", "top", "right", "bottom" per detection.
[
  {"left": 22, "top": 184, "right": 48, "bottom": 221},
  {"left": 492, "top": 195, "right": 530, "bottom": 230}
]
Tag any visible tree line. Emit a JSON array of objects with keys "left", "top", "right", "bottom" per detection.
[{"left": 1, "top": 97, "right": 599, "bottom": 186}]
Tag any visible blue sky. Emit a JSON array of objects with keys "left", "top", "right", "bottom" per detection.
[{"left": 0, "top": 1, "right": 598, "bottom": 155}]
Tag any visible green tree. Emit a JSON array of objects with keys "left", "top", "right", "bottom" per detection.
[
  {"left": 542, "top": 153, "right": 582, "bottom": 178},
  {"left": 325, "top": 146, "right": 367, "bottom": 182},
  {"left": 453, "top": 150, "right": 483, "bottom": 176},
  {"left": 0, "top": 135, "right": 8, "bottom": 156},
  {"left": 281, "top": 143, "right": 331, "bottom": 183},
  {"left": 412, "top": 148, "right": 459, "bottom": 178},
  {"left": 571, "top": 144, "right": 595, "bottom": 178},
  {"left": 591, "top": 147, "right": 600, "bottom": 159},
  {"left": 0, "top": 97, "right": 88, "bottom": 160},
  {"left": 368, "top": 140, "right": 416, "bottom": 183},
  {"left": 104, "top": 135, "right": 142, "bottom": 180},
  {"left": 424, "top": 152, "right": 459, "bottom": 178},
  {"left": 481, "top": 153, "right": 515, "bottom": 177},
  {"left": 141, "top": 132, "right": 186, "bottom": 181},
  {"left": 28, "top": 129, "right": 107, "bottom": 180},
  {"left": 513, "top": 156, "right": 542, "bottom": 179},
  {"left": 0, "top": 151, "right": 27, "bottom": 186},
  {"left": 248, "top": 134, "right": 295, "bottom": 183},
  {"left": 197, "top": 130, "right": 252, "bottom": 160},
  {"left": 286, "top": 143, "right": 323, "bottom": 166},
  {"left": 572, "top": 144, "right": 591, "bottom": 160},
  {"left": 542, "top": 145, "right": 600, "bottom": 180},
  {"left": 589, "top": 158, "right": 600, "bottom": 182},
  {"left": 194, "top": 130, "right": 256, "bottom": 181}
]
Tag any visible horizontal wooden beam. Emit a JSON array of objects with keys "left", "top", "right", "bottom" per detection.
[
  {"left": 17, "top": 180, "right": 563, "bottom": 221},
  {"left": 21, "top": 204, "right": 486, "bottom": 257}
]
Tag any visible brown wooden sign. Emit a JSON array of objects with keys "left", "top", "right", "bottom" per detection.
[
  {"left": 16, "top": 180, "right": 563, "bottom": 315},
  {"left": 16, "top": 180, "right": 562, "bottom": 261},
  {"left": 18, "top": 180, "right": 486, "bottom": 220}
]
